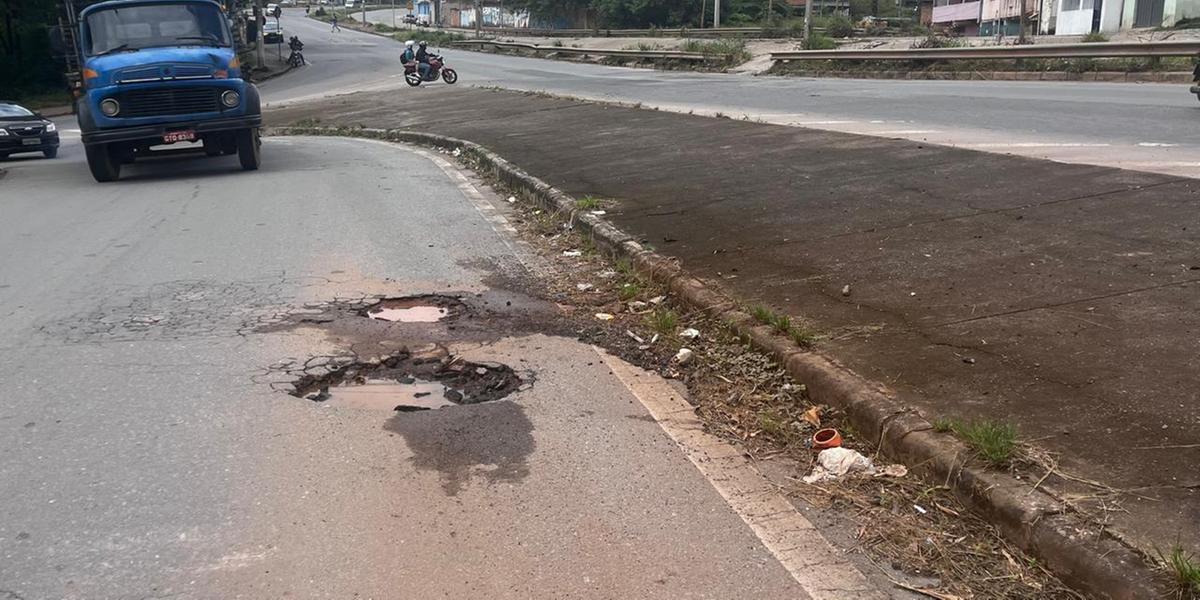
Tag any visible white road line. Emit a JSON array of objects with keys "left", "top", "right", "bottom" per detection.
[
  {"left": 791, "top": 120, "right": 857, "bottom": 125},
  {"left": 597, "top": 348, "right": 886, "bottom": 600},
  {"left": 1137, "top": 142, "right": 1180, "bottom": 147}
]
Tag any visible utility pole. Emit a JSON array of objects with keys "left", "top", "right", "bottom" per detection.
[
  {"left": 803, "top": 0, "right": 812, "bottom": 42},
  {"left": 714, "top": 0, "right": 720, "bottom": 28},
  {"left": 1018, "top": 0, "right": 1028, "bottom": 43},
  {"left": 255, "top": 0, "right": 265, "bottom": 68},
  {"left": 474, "top": 0, "right": 481, "bottom": 37},
  {"left": 391, "top": 0, "right": 395, "bottom": 27}
]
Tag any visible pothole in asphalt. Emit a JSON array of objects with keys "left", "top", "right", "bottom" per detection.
[
  {"left": 290, "top": 346, "right": 525, "bottom": 412},
  {"left": 361, "top": 295, "right": 465, "bottom": 323}
]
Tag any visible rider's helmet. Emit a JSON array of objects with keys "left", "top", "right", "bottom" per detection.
[
  {"left": 418, "top": 40, "right": 428, "bottom": 47},
  {"left": 405, "top": 40, "right": 414, "bottom": 47}
]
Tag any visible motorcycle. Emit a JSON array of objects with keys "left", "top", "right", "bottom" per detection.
[
  {"left": 404, "top": 54, "right": 457, "bottom": 86},
  {"left": 287, "top": 36, "right": 306, "bottom": 67}
]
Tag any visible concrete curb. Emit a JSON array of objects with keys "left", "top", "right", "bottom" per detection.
[{"left": 270, "top": 125, "right": 1170, "bottom": 600}]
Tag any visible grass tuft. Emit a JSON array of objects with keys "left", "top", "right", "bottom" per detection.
[
  {"left": 615, "top": 257, "right": 634, "bottom": 275},
  {"left": 932, "top": 417, "right": 955, "bottom": 433},
  {"left": 946, "top": 419, "right": 1017, "bottom": 466},
  {"left": 751, "top": 304, "right": 774, "bottom": 324},
  {"left": 576, "top": 196, "right": 602, "bottom": 210},
  {"left": 1157, "top": 545, "right": 1200, "bottom": 595},
  {"left": 619, "top": 282, "right": 642, "bottom": 301},
  {"left": 645, "top": 308, "right": 679, "bottom": 334}
]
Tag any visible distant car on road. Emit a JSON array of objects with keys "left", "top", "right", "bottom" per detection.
[
  {"left": 402, "top": 13, "right": 418, "bottom": 24},
  {"left": 263, "top": 20, "right": 284, "bottom": 43},
  {"left": 0, "top": 101, "right": 60, "bottom": 160}
]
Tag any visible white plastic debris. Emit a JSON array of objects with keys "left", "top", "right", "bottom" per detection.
[
  {"left": 673, "top": 348, "right": 694, "bottom": 365},
  {"left": 648, "top": 295, "right": 666, "bottom": 305},
  {"left": 563, "top": 250, "right": 582, "bottom": 257},
  {"left": 913, "top": 504, "right": 928, "bottom": 515},
  {"left": 802, "top": 447, "right": 876, "bottom": 484},
  {"left": 576, "top": 283, "right": 593, "bottom": 291},
  {"left": 598, "top": 270, "right": 617, "bottom": 279},
  {"left": 626, "top": 330, "right": 644, "bottom": 344},
  {"left": 590, "top": 210, "right": 607, "bottom": 216},
  {"left": 679, "top": 327, "right": 701, "bottom": 339},
  {"left": 841, "top": 284, "right": 851, "bottom": 296},
  {"left": 876, "top": 464, "right": 908, "bottom": 478},
  {"left": 506, "top": 196, "right": 517, "bottom": 204},
  {"left": 451, "top": 148, "right": 462, "bottom": 157},
  {"left": 594, "top": 313, "right": 614, "bottom": 321}
]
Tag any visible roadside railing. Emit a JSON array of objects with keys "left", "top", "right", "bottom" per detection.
[
  {"left": 770, "top": 40, "right": 1200, "bottom": 62},
  {"left": 452, "top": 39, "right": 720, "bottom": 61},
  {"left": 463, "top": 26, "right": 768, "bottom": 38}
]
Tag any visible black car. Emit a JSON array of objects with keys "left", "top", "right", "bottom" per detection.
[{"left": 0, "top": 102, "right": 60, "bottom": 160}]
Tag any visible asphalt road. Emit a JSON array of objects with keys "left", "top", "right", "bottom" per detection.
[
  {"left": 269, "top": 10, "right": 1200, "bottom": 177},
  {"left": 0, "top": 132, "right": 899, "bottom": 597}
]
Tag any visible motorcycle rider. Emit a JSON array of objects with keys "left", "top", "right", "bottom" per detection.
[
  {"left": 416, "top": 40, "right": 432, "bottom": 80},
  {"left": 401, "top": 39, "right": 416, "bottom": 64}
]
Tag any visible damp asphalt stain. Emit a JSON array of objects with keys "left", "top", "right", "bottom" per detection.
[{"left": 384, "top": 400, "right": 535, "bottom": 496}]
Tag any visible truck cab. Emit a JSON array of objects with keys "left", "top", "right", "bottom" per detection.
[{"left": 75, "top": 0, "right": 261, "bottom": 181}]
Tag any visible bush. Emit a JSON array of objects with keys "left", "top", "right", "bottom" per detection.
[
  {"left": 314, "top": 6, "right": 326, "bottom": 16},
  {"left": 803, "top": 33, "right": 837, "bottom": 49},
  {"left": 911, "top": 34, "right": 964, "bottom": 48},
  {"left": 822, "top": 15, "right": 855, "bottom": 38},
  {"left": 1080, "top": 31, "right": 1109, "bottom": 42},
  {"left": 680, "top": 38, "right": 751, "bottom": 64}
]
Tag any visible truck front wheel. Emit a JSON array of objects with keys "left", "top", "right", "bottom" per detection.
[
  {"left": 236, "top": 128, "right": 260, "bottom": 171},
  {"left": 85, "top": 143, "right": 121, "bottom": 182}
]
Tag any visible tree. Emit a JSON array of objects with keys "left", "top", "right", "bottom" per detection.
[{"left": 0, "top": 0, "right": 64, "bottom": 98}]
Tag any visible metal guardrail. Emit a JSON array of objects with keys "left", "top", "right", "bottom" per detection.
[
  {"left": 452, "top": 39, "right": 716, "bottom": 61},
  {"left": 466, "top": 26, "right": 768, "bottom": 38},
  {"left": 771, "top": 40, "right": 1200, "bottom": 62}
]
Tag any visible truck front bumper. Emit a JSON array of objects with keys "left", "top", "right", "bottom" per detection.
[{"left": 81, "top": 114, "right": 262, "bottom": 146}]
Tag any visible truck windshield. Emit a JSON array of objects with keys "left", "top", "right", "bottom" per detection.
[{"left": 84, "top": 3, "right": 231, "bottom": 56}]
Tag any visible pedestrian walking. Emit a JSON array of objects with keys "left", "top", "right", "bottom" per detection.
[{"left": 331, "top": 14, "right": 340, "bottom": 32}]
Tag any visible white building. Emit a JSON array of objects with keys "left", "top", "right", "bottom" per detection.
[{"left": 1050, "top": 0, "right": 1199, "bottom": 33}]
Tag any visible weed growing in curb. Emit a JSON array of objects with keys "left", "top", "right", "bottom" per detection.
[
  {"left": 949, "top": 419, "right": 1017, "bottom": 467},
  {"left": 1158, "top": 545, "right": 1200, "bottom": 596},
  {"left": 751, "top": 304, "right": 774, "bottom": 324},
  {"left": 576, "top": 196, "right": 602, "bottom": 210},
  {"left": 646, "top": 308, "right": 679, "bottom": 334}
]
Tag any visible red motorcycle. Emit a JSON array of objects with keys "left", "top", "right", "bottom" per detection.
[{"left": 404, "top": 54, "right": 457, "bottom": 86}]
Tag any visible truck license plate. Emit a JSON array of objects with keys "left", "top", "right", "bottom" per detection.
[
  {"left": 22, "top": 138, "right": 38, "bottom": 146},
  {"left": 163, "top": 130, "right": 196, "bottom": 143}
]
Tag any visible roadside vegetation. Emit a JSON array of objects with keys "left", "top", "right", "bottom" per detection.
[
  {"left": 1157, "top": 545, "right": 1200, "bottom": 597},
  {"left": 679, "top": 38, "right": 750, "bottom": 64}
]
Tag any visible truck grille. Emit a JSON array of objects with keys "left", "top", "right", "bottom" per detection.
[{"left": 115, "top": 87, "right": 221, "bottom": 118}]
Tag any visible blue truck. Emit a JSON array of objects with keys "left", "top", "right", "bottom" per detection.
[{"left": 60, "top": 0, "right": 261, "bottom": 181}]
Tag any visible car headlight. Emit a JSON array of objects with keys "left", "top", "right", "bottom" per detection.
[
  {"left": 45, "top": 122, "right": 57, "bottom": 133},
  {"left": 220, "top": 90, "right": 240, "bottom": 108},
  {"left": 0, "top": 128, "right": 8, "bottom": 137},
  {"left": 100, "top": 98, "right": 120, "bottom": 117}
]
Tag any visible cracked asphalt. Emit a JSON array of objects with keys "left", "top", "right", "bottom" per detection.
[{"left": 0, "top": 136, "right": 838, "bottom": 598}]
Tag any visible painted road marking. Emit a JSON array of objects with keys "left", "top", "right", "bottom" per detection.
[{"left": 597, "top": 347, "right": 886, "bottom": 600}]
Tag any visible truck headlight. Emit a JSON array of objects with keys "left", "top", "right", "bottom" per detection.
[
  {"left": 220, "top": 90, "right": 240, "bottom": 108},
  {"left": 100, "top": 98, "right": 120, "bottom": 117},
  {"left": 45, "top": 122, "right": 57, "bottom": 132}
]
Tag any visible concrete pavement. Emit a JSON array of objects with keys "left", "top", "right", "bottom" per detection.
[
  {"left": 0, "top": 134, "right": 888, "bottom": 597},
  {"left": 268, "top": 85, "right": 1200, "bottom": 567}
]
